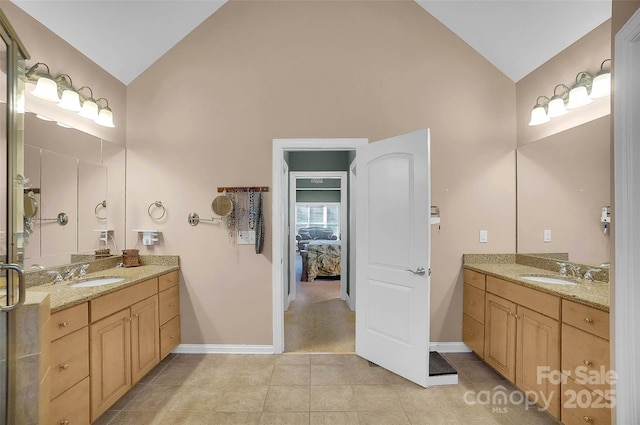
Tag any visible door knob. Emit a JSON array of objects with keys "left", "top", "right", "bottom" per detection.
[{"left": 407, "top": 267, "right": 426, "bottom": 276}]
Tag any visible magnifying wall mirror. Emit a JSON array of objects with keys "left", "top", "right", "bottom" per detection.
[{"left": 212, "top": 195, "right": 233, "bottom": 217}]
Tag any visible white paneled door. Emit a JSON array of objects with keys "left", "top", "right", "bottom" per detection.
[{"left": 355, "top": 129, "right": 431, "bottom": 387}]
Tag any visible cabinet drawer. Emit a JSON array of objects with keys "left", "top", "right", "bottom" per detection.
[
  {"left": 50, "top": 327, "right": 89, "bottom": 399},
  {"left": 159, "top": 285, "right": 179, "bottom": 325},
  {"left": 90, "top": 277, "right": 158, "bottom": 322},
  {"left": 160, "top": 315, "right": 180, "bottom": 359},
  {"left": 50, "top": 376, "right": 90, "bottom": 425},
  {"left": 561, "top": 376, "right": 612, "bottom": 425},
  {"left": 562, "top": 324, "right": 611, "bottom": 393},
  {"left": 487, "top": 276, "right": 560, "bottom": 320},
  {"left": 50, "top": 303, "right": 88, "bottom": 341},
  {"left": 463, "top": 269, "right": 486, "bottom": 290},
  {"left": 462, "top": 314, "right": 484, "bottom": 356},
  {"left": 562, "top": 299, "right": 609, "bottom": 340},
  {"left": 463, "top": 284, "right": 485, "bottom": 323},
  {"left": 159, "top": 270, "right": 179, "bottom": 292}
]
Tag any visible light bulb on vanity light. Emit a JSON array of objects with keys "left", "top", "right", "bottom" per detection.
[
  {"left": 95, "top": 98, "right": 115, "bottom": 127},
  {"left": 547, "top": 84, "right": 569, "bottom": 118},
  {"left": 567, "top": 72, "right": 593, "bottom": 110},
  {"left": 78, "top": 86, "right": 99, "bottom": 120},
  {"left": 528, "top": 96, "right": 550, "bottom": 126},
  {"left": 590, "top": 59, "right": 611, "bottom": 99}
]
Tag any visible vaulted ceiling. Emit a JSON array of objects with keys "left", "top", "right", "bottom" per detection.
[{"left": 11, "top": 0, "right": 611, "bottom": 85}]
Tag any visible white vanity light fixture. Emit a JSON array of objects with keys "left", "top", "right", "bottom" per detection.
[
  {"left": 77, "top": 86, "right": 99, "bottom": 120},
  {"left": 27, "top": 62, "right": 60, "bottom": 102},
  {"left": 528, "top": 96, "right": 551, "bottom": 126},
  {"left": 133, "top": 229, "right": 160, "bottom": 246},
  {"left": 56, "top": 74, "right": 82, "bottom": 111},
  {"left": 94, "top": 98, "right": 115, "bottom": 127},
  {"left": 546, "top": 84, "right": 570, "bottom": 118},
  {"left": 589, "top": 59, "right": 611, "bottom": 99},
  {"left": 566, "top": 71, "right": 593, "bottom": 110}
]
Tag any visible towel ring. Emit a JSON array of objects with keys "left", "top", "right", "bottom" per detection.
[
  {"left": 95, "top": 200, "right": 107, "bottom": 220},
  {"left": 148, "top": 200, "right": 166, "bottom": 220}
]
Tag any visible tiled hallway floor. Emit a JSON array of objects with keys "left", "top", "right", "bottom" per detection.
[{"left": 94, "top": 352, "right": 561, "bottom": 425}]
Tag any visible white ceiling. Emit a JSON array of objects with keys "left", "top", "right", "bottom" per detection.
[{"left": 11, "top": 0, "right": 611, "bottom": 85}]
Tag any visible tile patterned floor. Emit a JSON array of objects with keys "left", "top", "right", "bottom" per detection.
[{"left": 93, "top": 352, "right": 562, "bottom": 425}]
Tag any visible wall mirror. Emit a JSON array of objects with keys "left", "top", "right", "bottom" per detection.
[
  {"left": 21, "top": 112, "right": 125, "bottom": 269},
  {"left": 212, "top": 195, "right": 233, "bottom": 217},
  {"left": 516, "top": 115, "right": 610, "bottom": 267}
]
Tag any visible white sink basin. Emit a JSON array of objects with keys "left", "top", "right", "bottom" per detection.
[
  {"left": 69, "top": 277, "right": 124, "bottom": 288},
  {"left": 521, "top": 275, "right": 577, "bottom": 286}
]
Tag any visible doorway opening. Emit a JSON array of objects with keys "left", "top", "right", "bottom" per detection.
[
  {"left": 285, "top": 172, "right": 353, "bottom": 352},
  {"left": 271, "top": 138, "right": 368, "bottom": 354}
]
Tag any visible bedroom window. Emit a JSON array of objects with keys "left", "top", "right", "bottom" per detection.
[{"left": 295, "top": 203, "right": 340, "bottom": 239}]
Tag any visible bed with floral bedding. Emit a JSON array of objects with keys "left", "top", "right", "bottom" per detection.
[{"left": 303, "top": 240, "right": 341, "bottom": 281}]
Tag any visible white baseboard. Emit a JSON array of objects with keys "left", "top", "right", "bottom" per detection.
[
  {"left": 173, "top": 344, "right": 275, "bottom": 355},
  {"left": 173, "top": 342, "right": 470, "bottom": 356},
  {"left": 429, "top": 342, "right": 472, "bottom": 353}
]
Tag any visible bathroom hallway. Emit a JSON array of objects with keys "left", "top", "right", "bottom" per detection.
[{"left": 284, "top": 252, "right": 355, "bottom": 353}]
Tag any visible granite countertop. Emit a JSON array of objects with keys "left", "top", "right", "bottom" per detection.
[
  {"left": 27, "top": 264, "right": 179, "bottom": 312},
  {"left": 464, "top": 261, "right": 610, "bottom": 311}
]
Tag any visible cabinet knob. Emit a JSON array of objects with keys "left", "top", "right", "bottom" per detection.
[
  {"left": 134, "top": 314, "right": 139, "bottom": 318},
  {"left": 170, "top": 335, "right": 176, "bottom": 340},
  {"left": 584, "top": 317, "right": 594, "bottom": 324},
  {"left": 583, "top": 360, "right": 593, "bottom": 367},
  {"left": 60, "top": 363, "right": 69, "bottom": 371},
  {"left": 468, "top": 332, "right": 475, "bottom": 337},
  {"left": 59, "top": 321, "right": 68, "bottom": 328},
  {"left": 469, "top": 300, "right": 475, "bottom": 305},
  {"left": 583, "top": 416, "right": 593, "bottom": 423},
  {"left": 61, "top": 421, "right": 69, "bottom": 425}
]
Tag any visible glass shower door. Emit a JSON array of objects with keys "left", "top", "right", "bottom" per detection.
[{"left": 0, "top": 10, "right": 29, "bottom": 425}]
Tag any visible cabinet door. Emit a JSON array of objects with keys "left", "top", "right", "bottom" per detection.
[
  {"left": 516, "top": 305, "right": 560, "bottom": 418},
  {"left": 90, "top": 309, "right": 131, "bottom": 422},
  {"left": 484, "top": 293, "right": 517, "bottom": 382},
  {"left": 131, "top": 295, "right": 160, "bottom": 385}
]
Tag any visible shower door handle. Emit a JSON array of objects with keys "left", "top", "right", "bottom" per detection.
[{"left": 0, "top": 263, "right": 26, "bottom": 312}]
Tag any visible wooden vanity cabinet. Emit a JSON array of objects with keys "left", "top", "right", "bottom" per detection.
[
  {"left": 158, "top": 271, "right": 181, "bottom": 359},
  {"left": 483, "top": 275, "right": 561, "bottom": 418},
  {"left": 560, "top": 300, "right": 612, "bottom": 425},
  {"left": 90, "top": 278, "right": 159, "bottom": 421},
  {"left": 462, "top": 269, "right": 486, "bottom": 356},
  {"left": 49, "top": 303, "right": 90, "bottom": 425}
]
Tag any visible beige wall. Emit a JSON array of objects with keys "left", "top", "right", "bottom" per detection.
[
  {"left": 126, "top": 0, "right": 517, "bottom": 344},
  {"left": 3, "top": 2, "right": 126, "bottom": 146}
]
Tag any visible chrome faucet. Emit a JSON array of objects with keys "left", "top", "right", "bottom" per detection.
[
  {"left": 78, "top": 264, "right": 90, "bottom": 278},
  {"left": 63, "top": 267, "right": 78, "bottom": 282},
  {"left": 566, "top": 263, "right": 582, "bottom": 278},
  {"left": 556, "top": 262, "right": 569, "bottom": 276},
  {"left": 47, "top": 270, "right": 63, "bottom": 284},
  {"left": 583, "top": 268, "right": 602, "bottom": 282}
]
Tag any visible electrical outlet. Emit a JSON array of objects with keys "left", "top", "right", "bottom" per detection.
[
  {"left": 479, "top": 230, "right": 488, "bottom": 243},
  {"left": 544, "top": 229, "right": 552, "bottom": 243},
  {"left": 237, "top": 230, "right": 256, "bottom": 245}
]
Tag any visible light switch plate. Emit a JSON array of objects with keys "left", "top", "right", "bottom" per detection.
[
  {"left": 544, "top": 229, "right": 552, "bottom": 242},
  {"left": 237, "top": 230, "right": 256, "bottom": 245},
  {"left": 479, "top": 230, "right": 488, "bottom": 243}
]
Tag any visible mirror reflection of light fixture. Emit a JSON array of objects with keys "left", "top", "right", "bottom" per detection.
[
  {"left": 56, "top": 74, "right": 82, "bottom": 111},
  {"left": 94, "top": 98, "right": 115, "bottom": 127},
  {"left": 77, "top": 86, "right": 99, "bottom": 120},
  {"left": 27, "top": 62, "right": 60, "bottom": 102},
  {"left": 590, "top": 59, "right": 611, "bottom": 99},
  {"left": 567, "top": 72, "right": 593, "bottom": 110},
  {"left": 528, "top": 96, "right": 550, "bottom": 126},
  {"left": 546, "top": 84, "right": 569, "bottom": 118}
]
